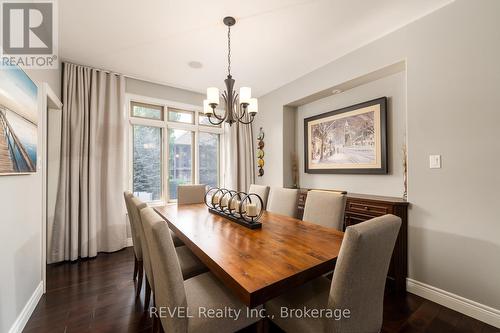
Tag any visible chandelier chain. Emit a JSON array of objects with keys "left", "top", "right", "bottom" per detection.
[{"left": 227, "top": 25, "right": 231, "bottom": 76}]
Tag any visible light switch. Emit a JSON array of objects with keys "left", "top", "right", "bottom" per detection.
[{"left": 429, "top": 155, "right": 441, "bottom": 169}]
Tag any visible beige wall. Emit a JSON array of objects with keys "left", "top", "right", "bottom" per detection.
[
  {"left": 126, "top": 77, "right": 204, "bottom": 106},
  {"left": 253, "top": 0, "right": 500, "bottom": 311},
  {"left": 0, "top": 66, "right": 61, "bottom": 332}
]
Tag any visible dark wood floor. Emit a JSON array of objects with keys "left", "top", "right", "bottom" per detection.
[{"left": 24, "top": 247, "right": 498, "bottom": 333}]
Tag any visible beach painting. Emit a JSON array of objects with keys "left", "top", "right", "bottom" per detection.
[
  {"left": 304, "top": 97, "right": 387, "bottom": 174},
  {"left": 0, "top": 64, "right": 38, "bottom": 174}
]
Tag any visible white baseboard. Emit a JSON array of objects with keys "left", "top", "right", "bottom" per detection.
[
  {"left": 8, "top": 281, "right": 44, "bottom": 333},
  {"left": 407, "top": 278, "right": 500, "bottom": 328},
  {"left": 126, "top": 237, "right": 133, "bottom": 247}
]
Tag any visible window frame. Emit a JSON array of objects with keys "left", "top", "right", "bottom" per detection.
[
  {"left": 168, "top": 108, "right": 195, "bottom": 124},
  {"left": 127, "top": 94, "right": 224, "bottom": 205},
  {"left": 130, "top": 101, "right": 164, "bottom": 120}
]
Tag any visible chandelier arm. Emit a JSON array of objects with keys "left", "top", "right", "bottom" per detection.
[
  {"left": 211, "top": 93, "right": 228, "bottom": 121},
  {"left": 231, "top": 91, "right": 241, "bottom": 118},
  {"left": 237, "top": 103, "right": 249, "bottom": 121},
  {"left": 208, "top": 116, "right": 225, "bottom": 126},
  {"left": 237, "top": 113, "right": 255, "bottom": 125}
]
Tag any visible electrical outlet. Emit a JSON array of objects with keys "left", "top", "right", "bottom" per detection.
[{"left": 429, "top": 155, "right": 441, "bottom": 169}]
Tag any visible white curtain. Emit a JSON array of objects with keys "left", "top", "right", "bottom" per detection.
[
  {"left": 49, "top": 62, "right": 126, "bottom": 263},
  {"left": 223, "top": 117, "right": 255, "bottom": 192}
]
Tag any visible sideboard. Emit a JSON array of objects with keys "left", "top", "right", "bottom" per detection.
[{"left": 297, "top": 189, "right": 409, "bottom": 292}]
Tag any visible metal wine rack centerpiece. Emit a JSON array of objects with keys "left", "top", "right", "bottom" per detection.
[{"left": 204, "top": 187, "right": 264, "bottom": 229}]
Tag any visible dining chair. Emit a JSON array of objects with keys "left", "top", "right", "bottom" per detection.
[
  {"left": 177, "top": 184, "right": 207, "bottom": 204},
  {"left": 267, "top": 187, "right": 299, "bottom": 217},
  {"left": 130, "top": 196, "right": 208, "bottom": 310},
  {"left": 302, "top": 190, "right": 347, "bottom": 231},
  {"left": 123, "top": 191, "right": 143, "bottom": 283},
  {"left": 265, "top": 214, "right": 402, "bottom": 333},
  {"left": 248, "top": 184, "right": 270, "bottom": 209},
  {"left": 141, "top": 207, "right": 262, "bottom": 333}
]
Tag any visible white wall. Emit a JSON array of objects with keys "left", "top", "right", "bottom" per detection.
[
  {"left": 253, "top": 0, "right": 500, "bottom": 314},
  {"left": 0, "top": 67, "right": 60, "bottom": 333},
  {"left": 296, "top": 71, "right": 406, "bottom": 196}
]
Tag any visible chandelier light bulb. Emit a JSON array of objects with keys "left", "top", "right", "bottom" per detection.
[
  {"left": 203, "top": 99, "right": 213, "bottom": 115},
  {"left": 239, "top": 87, "right": 251, "bottom": 105},
  {"left": 248, "top": 98, "right": 258, "bottom": 115},
  {"left": 207, "top": 87, "right": 220, "bottom": 105}
]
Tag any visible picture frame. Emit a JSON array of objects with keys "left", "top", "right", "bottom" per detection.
[
  {"left": 304, "top": 97, "right": 387, "bottom": 174},
  {"left": 0, "top": 63, "right": 39, "bottom": 175}
]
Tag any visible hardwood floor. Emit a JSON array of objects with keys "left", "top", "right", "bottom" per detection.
[{"left": 24, "top": 247, "right": 498, "bottom": 333}]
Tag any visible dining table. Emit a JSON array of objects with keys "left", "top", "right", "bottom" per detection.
[{"left": 154, "top": 203, "right": 344, "bottom": 307}]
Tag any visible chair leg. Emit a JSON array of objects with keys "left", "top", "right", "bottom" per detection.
[
  {"left": 144, "top": 278, "right": 152, "bottom": 311},
  {"left": 152, "top": 314, "right": 158, "bottom": 333},
  {"left": 133, "top": 257, "right": 138, "bottom": 281},
  {"left": 257, "top": 318, "right": 270, "bottom": 333},
  {"left": 136, "top": 261, "right": 143, "bottom": 298}
]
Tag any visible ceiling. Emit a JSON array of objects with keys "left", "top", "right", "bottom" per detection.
[{"left": 60, "top": 0, "right": 453, "bottom": 97}]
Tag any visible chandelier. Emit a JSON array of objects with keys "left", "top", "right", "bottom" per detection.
[{"left": 203, "top": 16, "right": 258, "bottom": 126}]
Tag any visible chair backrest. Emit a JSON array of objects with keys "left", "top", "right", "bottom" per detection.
[
  {"left": 328, "top": 214, "right": 401, "bottom": 333},
  {"left": 248, "top": 184, "right": 270, "bottom": 209},
  {"left": 177, "top": 184, "right": 207, "bottom": 204},
  {"left": 141, "top": 207, "right": 188, "bottom": 333},
  {"left": 302, "top": 190, "right": 347, "bottom": 230},
  {"left": 267, "top": 187, "right": 299, "bottom": 218},
  {"left": 123, "top": 191, "right": 142, "bottom": 260},
  {"left": 130, "top": 196, "right": 154, "bottom": 289}
]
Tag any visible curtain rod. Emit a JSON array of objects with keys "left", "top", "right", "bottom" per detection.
[{"left": 63, "top": 61, "right": 123, "bottom": 76}]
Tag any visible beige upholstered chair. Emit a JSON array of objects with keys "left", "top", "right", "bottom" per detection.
[
  {"left": 130, "top": 196, "right": 207, "bottom": 310},
  {"left": 248, "top": 184, "right": 270, "bottom": 209},
  {"left": 178, "top": 184, "right": 207, "bottom": 204},
  {"left": 265, "top": 214, "right": 402, "bottom": 333},
  {"left": 267, "top": 187, "right": 299, "bottom": 218},
  {"left": 303, "top": 190, "right": 347, "bottom": 231},
  {"left": 141, "top": 207, "right": 261, "bottom": 333},
  {"left": 123, "top": 191, "right": 143, "bottom": 283}
]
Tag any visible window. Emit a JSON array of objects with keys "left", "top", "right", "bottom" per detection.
[
  {"left": 132, "top": 125, "right": 162, "bottom": 201},
  {"left": 128, "top": 97, "right": 223, "bottom": 203},
  {"left": 168, "top": 108, "right": 194, "bottom": 124},
  {"left": 168, "top": 129, "right": 193, "bottom": 200},
  {"left": 131, "top": 102, "right": 163, "bottom": 120}
]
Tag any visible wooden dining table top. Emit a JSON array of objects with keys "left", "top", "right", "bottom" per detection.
[{"left": 154, "top": 203, "right": 344, "bottom": 307}]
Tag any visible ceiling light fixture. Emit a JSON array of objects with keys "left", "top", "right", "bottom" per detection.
[
  {"left": 203, "top": 16, "right": 258, "bottom": 126},
  {"left": 188, "top": 61, "right": 203, "bottom": 69}
]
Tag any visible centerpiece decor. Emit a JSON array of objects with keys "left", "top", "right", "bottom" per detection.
[{"left": 204, "top": 187, "right": 264, "bottom": 229}]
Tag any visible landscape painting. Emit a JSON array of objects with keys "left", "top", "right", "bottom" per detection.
[
  {"left": 0, "top": 64, "right": 38, "bottom": 175},
  {"left": 304, "top": 97, "right": 387, "bottom": 174}
]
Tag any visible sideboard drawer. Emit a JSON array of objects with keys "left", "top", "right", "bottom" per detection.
[{"left": 347, "top": 201, "right": 390, "bottom": 216}]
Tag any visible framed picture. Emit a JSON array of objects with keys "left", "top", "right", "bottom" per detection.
[
  {"left": 0, "top": 64, "right": 39, "bottom": 175},
  {"left": 304, "top": 97, "right": 387, "bottom": 174}
]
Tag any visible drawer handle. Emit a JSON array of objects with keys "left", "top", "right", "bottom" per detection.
[{"left": 364, "top": 206, "right": 369, "bottom": 210}]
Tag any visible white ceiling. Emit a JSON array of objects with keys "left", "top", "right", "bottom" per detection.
[{"left": 60, "top": 0, "right": 453, "bottom": 97}]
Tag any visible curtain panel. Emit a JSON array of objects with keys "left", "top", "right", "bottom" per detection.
[
  {"left": 50, "top": 62, "right": 126, "bottom": 263},
  {"left": 224, "top": 117, "right": 255, "bottom": 193}
]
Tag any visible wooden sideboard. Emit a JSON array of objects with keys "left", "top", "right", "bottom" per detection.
[{"left": 297, "top": 189, "right": 409, "bottom": 292}]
